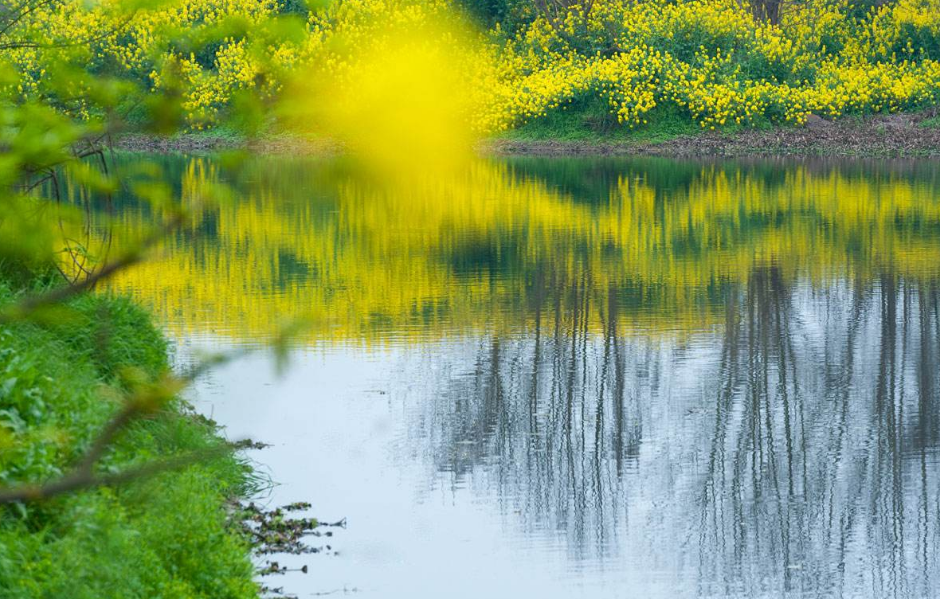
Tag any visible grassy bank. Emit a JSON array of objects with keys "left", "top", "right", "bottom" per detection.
[
  {"left": 0, "top": 274, "right": 260, "bottom": 599},
  {"left": 486, "top": 104, "right": 940, "bottom": 156},
  {"left": 493, "top": 101, "right": 712, "bottom": 144},
  {"left": 115, "top": 104, "right": 940, "bottom": 158}
]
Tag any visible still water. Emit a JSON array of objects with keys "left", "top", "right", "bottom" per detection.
[{"left": 99, "top": 155, "right": 940, "bottom": 598}]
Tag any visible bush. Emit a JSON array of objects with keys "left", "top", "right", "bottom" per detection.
[
  {"left": 0, "top": 280, "right": 258, "bottom": 599},
  {"left": 8, "top": 0, "right": 940, "bottom": 134}
]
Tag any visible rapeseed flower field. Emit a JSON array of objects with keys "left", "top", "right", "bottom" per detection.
[{"left": 7, "top": 0, "right": 940, "bottom": 134}]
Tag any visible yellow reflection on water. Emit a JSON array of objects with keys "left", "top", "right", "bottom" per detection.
[{"left": 86, "top": 157, "right": 940, "bottom": 345}]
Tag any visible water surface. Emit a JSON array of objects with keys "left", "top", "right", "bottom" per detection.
[{"left": 96, "top": 155, "right": 940, "bottom": 598}]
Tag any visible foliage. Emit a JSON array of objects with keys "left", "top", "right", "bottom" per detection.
[
  {"left": 481, "top": 0, "right": 940, "bottom": 131},
  {"left": 2, "top": 0, "right": 939, "bottom": 595},
  {"left": 0, "top": 1, "right": 268, "bottom": 596},
  {"left": 8, "top": 0, "right": 940, "bottom": 136},
  {"left": 0, "top": 281, "right": 259, "bottom": 598}
]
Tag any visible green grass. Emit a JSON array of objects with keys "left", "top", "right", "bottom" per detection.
[
  {"left": 493, "top": 99, "right": 764, "bottom": 145},
  {"left": 496, "top": 96, "right": 630, "bottom": 142},
  {"left": 0, "top": 274, "right": 260, "bottom": 599},
  {"left": 919, "top": 114, "right": 940, "bottom": 129},
  {"left": 162, "top": 126, "right": 250, "bottom": 149}
]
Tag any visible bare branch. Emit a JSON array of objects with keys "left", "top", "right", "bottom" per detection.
[
  {"left": 0, "top": 213, "right": 182, "bottom": 323},
  {"left": 0, "top": 342, "right": 256, "bottom": 505},
  {"left": 0, "top": 441, "right": 255, "bottom": 504}
]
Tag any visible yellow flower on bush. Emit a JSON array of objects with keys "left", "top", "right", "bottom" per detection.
[{"left": 8, "top": 0, "right": 940, "bottom": 132}]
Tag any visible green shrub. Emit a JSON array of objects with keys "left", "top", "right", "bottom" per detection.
[{"left": 0, "top": 279, "right": 259, "bottom": 599}]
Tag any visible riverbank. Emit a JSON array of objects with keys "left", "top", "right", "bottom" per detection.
[
  {"left": 0, "top": 274, "right": 260, "bottom": 598},
  {"left": 113, "top": 110, "right": 940, "bottom": 158},
  {"left": 490, "top": 111, "right": 940, "bottom": 157}
]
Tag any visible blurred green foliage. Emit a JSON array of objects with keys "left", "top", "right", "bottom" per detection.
[
  {"left": 0, "top": 281, "right": 260, "bottom": 598},
  {"left": 0, "top": 0, "right": 271, "bottom": 595}
]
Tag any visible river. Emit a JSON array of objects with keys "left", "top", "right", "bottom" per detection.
[{"left": 89, "top": 154, "right": 940, "bottom": 598}]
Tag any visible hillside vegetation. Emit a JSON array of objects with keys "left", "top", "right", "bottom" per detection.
[{"left": 5, "top": 0, "right": 940, "bottom": 138}]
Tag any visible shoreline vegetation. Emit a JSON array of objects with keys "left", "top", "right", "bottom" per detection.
[
  {"left": 0, "top": 272, "right": 336, "bottom": 597},
  {"left": 16, "top": 0, "right": 940, "bottom": 158},
  {"left": 0, "top": 276, "right": 261, "bottom": 597},
  {"left": 114, "top": 109, "right": 940, "bottom": 158}
]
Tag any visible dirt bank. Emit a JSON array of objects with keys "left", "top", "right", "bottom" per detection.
[
  {"left": 113, "top": 132, "right": 343, "bottom": 155},
  {"left": 114, "top": 112, "right": 940, "bottom": 158},
  {"left": 487, "top": 112, "right": 940, "bottom": 157}
]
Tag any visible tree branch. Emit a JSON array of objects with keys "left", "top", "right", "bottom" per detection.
[
  {"left": 0, "top": 350, "right": 255, "bottom": 505},
  {"left": 0, "top": 213, "right": 182, "bottom": 323},
  {"left": 0, "top": 441, "right": 254, "bottom": 504}
]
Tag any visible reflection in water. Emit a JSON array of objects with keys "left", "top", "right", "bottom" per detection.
[
  {"left": 417, "top": 269, "right": 940, "bottom": 597},
  {"left": 95, "top": 156, "right": 940, "bottom": 342},
  {"left": 81, "top": 155, "right": 940, "bottom": 597}
]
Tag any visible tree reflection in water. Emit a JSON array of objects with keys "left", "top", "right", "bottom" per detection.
[{"left": 419, "top": 267, "right": 940, "bottom": 598}]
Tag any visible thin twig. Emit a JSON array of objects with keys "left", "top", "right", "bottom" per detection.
[
  {"left": 0, "top": 336, "right": 253, "bottom": 504},
  {"left": 0, "top": 213, "right": 182, "bottom": 322},
  {"left": 0, "top": 441, "right": 253, "bottom": 504}
]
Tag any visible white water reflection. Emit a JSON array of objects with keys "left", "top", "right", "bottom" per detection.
[{"left": 179, "top": 272, "right": 940, "bottom": 598}]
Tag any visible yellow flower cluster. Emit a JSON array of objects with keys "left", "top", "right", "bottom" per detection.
[
  {"left": 485, "top": 0, "right": 940, "bottom": 130},
  {"left": 4, "top": 0, "right": 279, "bottom": 126},
  {"left": 8, "top": 0, "right": 940, "bottom": 132}
]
